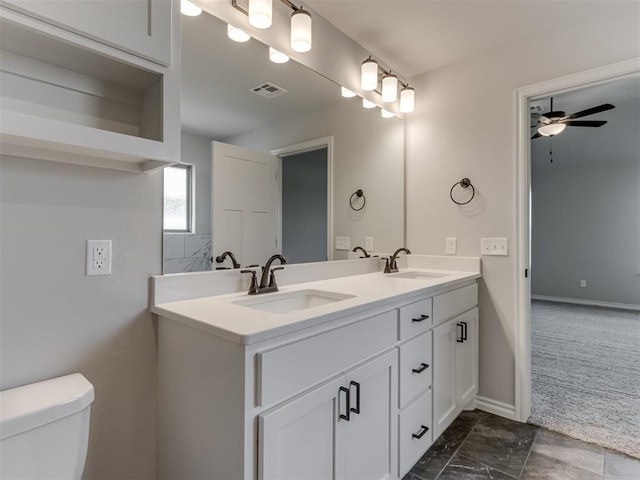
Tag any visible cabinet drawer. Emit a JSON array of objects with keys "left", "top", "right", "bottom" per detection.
[
  {"left": 398, "top": 298, "right": 432, "bottom": 340},
  {"left": 399, "top": 391, "right": 433, "bottom": 477},
  {"left": 257, "top": 310, "right": 397, "bottom": 407},
  {"left": 399, "top": 331, "right": 432, "bottom": 408},
  {"left": 432, "top": 283, "right": 477, "bottom": 327}
]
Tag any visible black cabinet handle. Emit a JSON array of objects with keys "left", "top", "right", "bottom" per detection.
[
  {"left": 412, "top": 425, "right": 430, "bottom": 439},
  {"left": 412, "top": 314, "right": 430, "bottom": 323},
  {"left": 349, "top": 381, "right": 361, "bottom": 415},
  {"left": 461, "top": 321, "right": 468, "bottom": 341},
  {"left": 456, "top": 323, "right": 465, "bottom": 343},
  {"left": 339, "top": 386, "right": 350, "bottom": 421},
  {"left": 412, "top": 363, "right": 429, "bottom": 374}
]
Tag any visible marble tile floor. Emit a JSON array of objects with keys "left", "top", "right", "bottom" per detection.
[{"left": 404, "top": 410, "right": 640, "bottom": 480}]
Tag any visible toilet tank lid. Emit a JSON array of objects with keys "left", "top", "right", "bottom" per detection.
[{"left": 0, "top": 373, "right": 94, "bottom": 440}]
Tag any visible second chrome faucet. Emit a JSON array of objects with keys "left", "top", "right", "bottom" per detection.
[{"left": 241, "top": 254, "right": 287, "bottom": 295}]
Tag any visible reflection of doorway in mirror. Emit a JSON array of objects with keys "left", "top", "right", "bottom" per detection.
[{"left": 280, "top": 148, "right": 328, "bottom": 263}]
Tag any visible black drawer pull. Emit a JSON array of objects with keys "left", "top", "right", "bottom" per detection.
[
  {"left": 461, "top": 321, "right": 468, "bottom": 341},
  {"left": 412, "top": 314, "right": 429, "bottom": 323},
  {"left": 349, "top": 381, "right": 361, "bottom": 415},
  {"left": 412, "top": 363, "right": 429, "bottom": 374},
  {"left": 412, "top": 425, "right": 429, "bottom": 439},
  {"left": 456, "top": 323, "right": 465, "bottom": 343},
  {"left": 339, "top": 386, "right": 350, "bottom": 421}
]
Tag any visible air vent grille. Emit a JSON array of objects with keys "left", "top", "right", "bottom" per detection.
[{"left": 249, "top": 82, "right": 288, "bottom": 99}]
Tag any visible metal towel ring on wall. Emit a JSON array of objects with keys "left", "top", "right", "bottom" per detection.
[
  {"left": 349, "top": 189, "right": 366, "bottom": 211},
  {"left": 450, "top": 178, "right": 475, "bottom": 205}
]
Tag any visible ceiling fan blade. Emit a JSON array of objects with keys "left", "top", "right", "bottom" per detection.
[
  {"left": 563, "top": 120, "right": 607, "bottom": 127},
  {"left": 531, "top": 131, "right": 542, "bottom": 139},
  {"left": 562, "top": 103, "right": 615, "bottom": 120}
]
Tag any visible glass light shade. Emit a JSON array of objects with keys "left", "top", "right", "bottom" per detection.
[
  {"left": 181, "top": 0, "right": 202, "bottom": 16},
  {"left": 291, "top": 9, "right": 312, "bottom": 52},
  {"left": 249, "top": 0, "right": 272, "bottom": 29},
  {"left": 538, "top": 123, "right": 567, "bottom": 136},
  {"left": 269, "top": 47, "right": 289, "bottom": 64},
  {"left": 381, "top": 109, "right": 394, "bottom": 118},
  {"left": 361, "top": 58, "right": 378, "bottom": 91},
  {"left": 362, "top": 98, "right": 376, "bottom": 109},
  {"left": 400, "top": 86, "right": 415, "bottom": 113},
  {"left": 381, "top": 74, "right": 398, "bottom": 102},
  {"left": 227, "top": 24, "right": 251, "bottom": 42},
  {"left": 341, "top": 87, "right": 356, "bottom": 98}
]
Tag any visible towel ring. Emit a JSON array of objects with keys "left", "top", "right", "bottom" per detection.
[
  {"left": 450, "top": 178, "right": 475, "bottom": 205},
  {"left": 350, "top": 189, "right": 366, "bottom": 211}
]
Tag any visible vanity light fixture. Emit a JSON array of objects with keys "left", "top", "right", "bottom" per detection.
[
  {"left": 231, "top": 0, "right": 313, "bottom": 53},
  {"left": 381, "top": 109, "right": 394, "bottom": 118},
  {"left": 538, "top": 123, "right": 567, "bottom": 137},
  {"left": 400, "top": 85, "right": 415, "bottom": 113},
  {"left": 181, "top": 0, "right": 202, "bottom": 16},
  {"left": 227, "top": 24, "right": 251, "bottom": 42},
  {"left": 341, "top": 87, "right": 356, "bottom": 98},
  {"left": 269, "top": 47, "right": 290, "bottom": 63},
  {"left": 361, "top": 57, "right": 379, "bottom": 91},
  {"left": 360, "top": 55, "right": 416, "bottom": 113},
  {"left": 381, "top": 73, "right": 398, "bottom": 103},
  {"left": 362, "top": 98, "right": 376, "bottom": 109}
]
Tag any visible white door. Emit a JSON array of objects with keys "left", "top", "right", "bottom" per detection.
[
  {"left": 455, "top": 309, "right": 479, "bottom": 408},
  {"left": 212, "top": 141, "right": 279, "bottom": 267},
  {"left": 432, "top": 318, "right": 457, "bottom": 439},
  {"left": 344, "top": 350, "right": 398, "bottom": 480},
  {"left": 259, "top": 376, "right": 346, "bottom": 480}
]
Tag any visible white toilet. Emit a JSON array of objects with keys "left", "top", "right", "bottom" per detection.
[{"left": 0, "top": 373, "right": 94, "bottom": 479}]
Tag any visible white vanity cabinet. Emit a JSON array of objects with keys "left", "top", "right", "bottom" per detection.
[{"left": 0, "top": 0, "right": 172, "bottom": 65}]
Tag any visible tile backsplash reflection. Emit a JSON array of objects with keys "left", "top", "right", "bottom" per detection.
[{"left": 163, "top": 234, "right": 212, "bottom": 273}]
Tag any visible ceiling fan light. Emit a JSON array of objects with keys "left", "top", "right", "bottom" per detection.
[
  {"left": 341, "top": 87, "right": 356, "bottom": 98},
  {"left": 362, "top": 98, "right": 376, "bottom": 109},
  {"left": 381, "top": 74, "right": 398, "bottom": 103},
  {"left": 361, "top": 58, "right": 378, "bottom": 91},
  {"left": 381, "top": 109, "right": 394, "bottom": 118},
  {"left": 538, "top": 123, "right": 566, "bottom": 137},
  {"left": 400, "top": 86, "right": 415, "bottom": 113},
  {"left": 227, "top": 24, "right": 251, "bottom": 42},
  {"left": 249, "top": 0, "right": 272, "bottom": 29},
  {"left": 269, "top": 47, "right": 289, "bottom": 63},
  {"left": 291, "top": 9, "right": 312, "bottom": 52},
  {"left": 181, "top": 0, "right": 202, "bottom": 16}
]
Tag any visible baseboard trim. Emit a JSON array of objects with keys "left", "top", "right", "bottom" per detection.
[
  {"left": 476, "top": 396, "right": 518, "bottom": 421},
  {"left": 531, "top": 295, "right": 640, "bottom": 311}
]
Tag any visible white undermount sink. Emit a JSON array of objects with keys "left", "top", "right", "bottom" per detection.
[
  {"left": 388, "top": 270, "right": 451, "bottom": 280},
  {"left": 232, "top": 289, "right": 356, "bottom": 314}
]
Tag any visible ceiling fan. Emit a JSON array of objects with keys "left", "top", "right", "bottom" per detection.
[{"left": 531, "top": 98, "right": 615, "bottom": 139}]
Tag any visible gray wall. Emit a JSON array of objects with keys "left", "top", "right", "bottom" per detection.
[
  {"left": 0, "top": 155, "right": 160, "bottom": 479},
  {"left": 532, "top": 161, "right": 640, "bottom": 305},
  {"left": 282, "top": 149, "right": 328, "bottom": 263}
]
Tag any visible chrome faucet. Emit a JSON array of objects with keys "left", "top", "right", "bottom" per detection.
[
  {"left": 240, "top": 254, "right": 287, "bottom": 295},
  {"left": 384, "top": 247, "right": 411, "bottom": 273},
  {"left": 215, "top": 251, "right": 240, "bottom": 269},
  {"left": 352, "top": 246, "right": 370, "bottom": 258}
]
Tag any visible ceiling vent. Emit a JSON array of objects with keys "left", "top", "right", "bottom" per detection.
[
  {"left": 249, "top": 82, "right": 288, "bottom": 99},
  {"left": 530, "top": 101, "right": 546, "bottom": 114}
]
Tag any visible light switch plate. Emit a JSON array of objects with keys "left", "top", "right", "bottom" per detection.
[
  {"left": 446, "top": 237, "right": 457, "bottom": 255},
  {"left": 335, "top": 236, "right": 351, "bottom": 251},
  {"left": 365, "top": 237, "right": 374, "bottom": 252},
  {"left": 86, "top": 240, "right": 112, "bottom": 275},
  {"left": 481, "top": 238, "right": 508, "bottom": 256}
]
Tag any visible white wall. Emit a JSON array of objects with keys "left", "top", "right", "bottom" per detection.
[
  {"left": 405, "top": 3, "right": 640, "bottom": 407},
  {"left": 0, "top": 155, "right": 161, "bottom": 479},
  {"left": 225, "top": 99, "right": 405, "bottom": 259}
]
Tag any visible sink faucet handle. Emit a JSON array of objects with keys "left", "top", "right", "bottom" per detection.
[
  {"left": 240, "top": 269, "right": 259, "bottom": 295},
  {"left": 383, "top": 257, "right": 392, "bottom": 274},
  {"left": 268, "top": 266, "right": 285, "bottom": 288}
]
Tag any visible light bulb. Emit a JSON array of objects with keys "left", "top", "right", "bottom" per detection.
[
  {"left": 362, "top": 98, "right": 376, "bottom": 109},
  {"left": 381, "top": 109, "right": 394, "bottom": 118},
  {"left": 538, "top": 123, "right": 567, "bottom": 136},
  {"left": 291, "top": 9, "right": 312, "bottom": 52},
  {"left": 227, "top": 24, "right": 251, "bottom": 42},
  {"left": 249, "top": 0, "right": 272, "bottom": 29},
  {"left": 269, "top": 47, "right": 289, "bottom": 64},
  {"left": 341, "top": 87, "right": 356, "bottom": 98},
  {"left": 381, "top": 74, "right": 398, "bottom": 103},
  {"left": 361, "top": 58, "right": 378, "bottom": 91},
  {"left": 181, "top": 0, "right": 202, "bottom": 16},
  {"left": 400, "top": 86, "right": 415, "bottom": 113}
]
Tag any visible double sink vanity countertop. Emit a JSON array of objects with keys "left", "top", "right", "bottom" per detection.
[{"left": 151, "top": 266, "right": 481, "bottom": 345}]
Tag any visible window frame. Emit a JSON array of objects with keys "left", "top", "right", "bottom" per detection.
[{"left": 163, "top": 163, "right": 195, "bottom": 234}]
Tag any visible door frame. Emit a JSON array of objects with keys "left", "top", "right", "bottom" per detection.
[
  {"left": 513, "top": 57, "right": 640, "bottom": 422},
  {"left": 271, "top": 136, "right": 334, "bottom": 261}
]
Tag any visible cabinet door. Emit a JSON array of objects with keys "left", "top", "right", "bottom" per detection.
[
  {"left": 344, "top": 350, "right": 398, "bottom": 480},
  {"left": 432, "top": 318, "right": 457, "bottom": 439},
  {"left": 455, "top": 308, "right": 479, "bottom": 408},
  {"left": 1, "top": 0, "right": 172, "bottom": 65},
  {"left": 259, "top": 376, "right": 346, "bottom": 480}
]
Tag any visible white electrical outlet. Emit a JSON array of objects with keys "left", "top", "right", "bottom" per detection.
[
  {"left": 86, "top": 240, "right": 112, "bottom": 276},
  {"left": 365, "top": 236, "right": 374, "bottom": 252},
  {"left": 580, "top": 280, "right": 587, "bottom": 288},
  {"left": 480, "top": 238, "right": 509, "bottom": 256},
  {"left": 335, "top": 236, "right": 351, "bottom": 251},
  {"left": 446, "top": 237, "right": 457, "bottom": 255}
]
